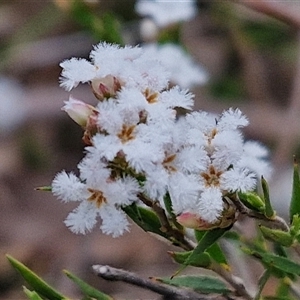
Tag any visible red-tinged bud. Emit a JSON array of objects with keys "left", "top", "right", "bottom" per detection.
[
  {"left": 91, "top": 75, "right": 123, "bottom": 100},
  {"left": 177, "top": 212, "right": 212, "bottom": 230},
  {"left": 177, "top": 206, "right": 237, "bottom": 231},
  {"left": 62, "top": 96, "right": 95, "bottom": 127}
]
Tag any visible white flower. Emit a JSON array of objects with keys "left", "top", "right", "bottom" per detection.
[
  {"left": 59, "top": 42, "right": 170, "bottom": 93},
  {"left": 159, "top": 86, "right": 195, "bottom": 110},
  {"left": 239, "top": 141, "right": 272, "bottom": 180},
  {"left": 59, "top": 58, "right": 96, "bottom": 91},
  {"left": 135, "top": 0, "right": 197, "bottom": 27},
  {"left": 197, "top": 187, "right": 224, "bottom": 223},
  {"left": 220, "top": 168, "right": 257, "bottom": 193},
  {"left": 52, "top": 171, "right": 87, "bottom": 203},
  {"left": 51, "top": 169, "right": 140, "bottom": 237},
  {"left": 142, "top": 44, "right": 208, "bottom": 88},
  {"left": 167, "top": 108, "right": 257, "bottom": 223},
  {"left": 54, "top": 43, "right": 271, "bottom": 235}
]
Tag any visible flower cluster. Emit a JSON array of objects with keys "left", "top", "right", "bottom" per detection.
[{"left": 52, "top": 42, "right": 270, "bottom": 237}]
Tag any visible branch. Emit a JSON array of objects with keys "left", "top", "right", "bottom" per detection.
[
  {"left": 92, "top": 264, "right": 235, "bottom": 300},
  {"left": 232, "top": 195, "right": 290, "bottom": 231},
  {"left": 210, "top": 263, "right": 253, "bottom": 300}
]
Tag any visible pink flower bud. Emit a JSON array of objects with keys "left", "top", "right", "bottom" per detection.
[
  {"left": 177, "top": 212, "right": 218, "bottom": 230},
  {"left": 62, "top": 96, "right": 95, "bottom": 127},
  {"left": 91, "top": 75, "right": 123, "bottom": 100}
]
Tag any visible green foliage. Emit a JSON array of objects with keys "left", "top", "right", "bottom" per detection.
[
  {"left": 23, "top": 287, "right": 44, "bottom": 300},
  {"left": 70, "top": 1, "right": 123, "bottom": 44},
  {"left": 183, "top": 227, "right": 230, "bottom": 268},
  {"left": 238, "top": 191, "right": 265, "bottom": 212},
  {"left": 157, "top": 275, "right": 230, "bottom": 295},
  {"left": 6, "top": 255, "right": 67, "bottom": 300},
  {"left": 290, "top": 160, "right": 300, "bottom": 222},
  {"left": 241, "top": 20, "right": 292, "bottom": 51},
  {"left": 261, "top": 177, "right": 275, "bottom": 219},
  {"left": 7, "top": 255, "right": 113, "bottom": 300},
  {"left": 168, "top": 250, "right": 211, "bottom": 268},
  {"left": 63, "top": 270, "right": 113, "bottom": 300},
  {"left": 122, "top": 204, "right": 168, "bottom": 239},
  {"left": 259, "top": 225, "right": 293, "bottom": 247}
]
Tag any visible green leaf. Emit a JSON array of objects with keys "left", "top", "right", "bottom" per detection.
[
  {"left": 290, "top": 214, "right": 300, "bottom": 237},
  {"left": 261, "top": 253, "right": 300, "bottom": 276},
  {"left": 259, "top": 225, "right": 293, "bottom": 247},
  {"left": 184, "top": 227, "right": 230, "bottom": 266},
  {"left": 290, "top": 159, "right": 300, "bottom": 222},
  {"left": 23, "top": 287, "right": 43, "bottom": 300},
  {"left": 261, "top": 177, "right": 275, "bottom": 219},
  {"left": 64, "top": 270, "right": 112, "bottom": 300},
  {"left": 195, "top": 230, "right": 228, "bottom": 265},
  {"left": 157, "top": 275, "right": 230, "bottom": 294},
  {"left": 6, "top": 255, "right": 66, "bottom": 300},
  {"left": 238, "top": 192, "right": 265, "bottom": 212},
  {"left": 273, "top": 243, "right": 288, "bottom": 258},
  {"left": 35, "top": 186, "right": 52, "bottom": 191},
  {"left": 163, "top": 193, "right": 183, "bottom": 230},
  {"left": 240, "top": 247, "right": 288, "bottom": 279},
  {"left": 194, "top": 230, "right": 206, "bottom": 242},
  {"left": 123, "top": 204, "right": 168, "bottom": 239},
  {"left": 168, "top": 250, "right": 211, "bottom": 268},
  {"left": 206, "top": 243, "right": 228, "bottom": 266}
]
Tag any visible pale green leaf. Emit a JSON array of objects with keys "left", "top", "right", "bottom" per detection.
[{"left": 64, "top": 270, "right": 113, "bottom": 300}]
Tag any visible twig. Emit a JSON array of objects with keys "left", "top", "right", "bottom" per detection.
[
  {"left": 210, "top": 262, "right": 253, "bottom": 300},
  {"left": 92, "top": 264, "right": 235, "bottom": 300},
  {"left": 233, "top": 196, "right": 290, "bottom": 231}
]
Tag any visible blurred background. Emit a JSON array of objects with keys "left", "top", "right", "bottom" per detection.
[{"left": 1, "top": 0, "right": 300, "bottom": 298}]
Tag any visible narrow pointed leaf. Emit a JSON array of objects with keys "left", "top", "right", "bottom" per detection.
[
  {"left": 261, "top": 177, "right": 275, "bottom": 218},
  {"left": 206, "top": 243, "right": 229, "bottom": 266},
  {"left": 290, "top": 159, "right": 300, "bottom": 222},
  {"left": 262, "top": 253, "right": 300, "bottom": 276},
  {"left": 184, "top": 227, "right": 230, "bottom": 266},
  {"left": 242, "top": 247, "right": 300, "bottom": 277},
  {"left": 259, "top": 225, "right": 293, "bottom": 247},
  {"left": 123, "top": 204, "right": 168, "bottom": 238},
  {"left": 6, "top": 255, "right": 66, "bottom": 300},
  {"left": 23, "top": 287, "right": 43, "bottom": 300},
  {"left": 195, "top": 230, "right": 228, "bottom": 265},
  {"left": 35, "top": 186, "right": 52, "bottom": 191},
  {"left": 156, "top": 275, "right": 230, "bottom": 294},
  {"left": 168, "top": 251, "right": 211, "bottom": 268},
  {"left": 194, "top": 229, "right": 206, "bottom": 242},
  {"left": 64, "top": 270, "right": 112, "bottom": 300},
  {"left": 163, "top": 193, "right": 182, "bottom": 230}
]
